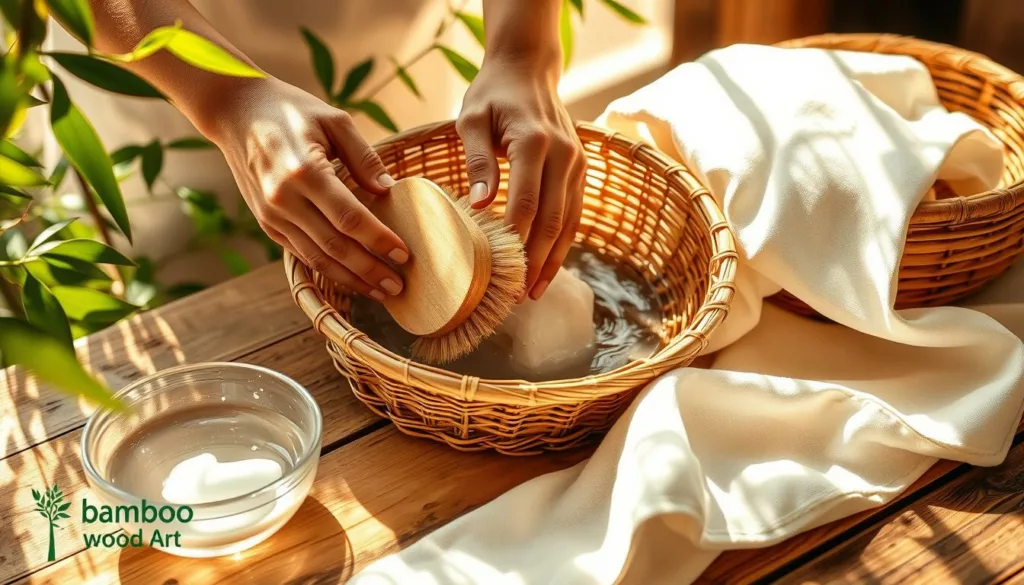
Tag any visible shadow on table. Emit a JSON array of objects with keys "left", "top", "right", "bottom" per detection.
[{"left": 116, "top": 497, "right": 351, "bottom": 585}]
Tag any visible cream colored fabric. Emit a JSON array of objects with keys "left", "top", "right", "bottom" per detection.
[{"left": 349, "top": 45, "right": 1024, "bottom": 585}]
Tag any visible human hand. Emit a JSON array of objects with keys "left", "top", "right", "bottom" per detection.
[
  {"left": 203, "top": 78, "right": 408, "bottom": 301},
  {"left": 456, "top": 53, "right": 585, "bottom": 301}
]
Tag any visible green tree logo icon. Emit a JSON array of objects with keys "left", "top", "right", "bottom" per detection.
[{"left": 32, "top": 484, "right": 71, "bottom": 562}]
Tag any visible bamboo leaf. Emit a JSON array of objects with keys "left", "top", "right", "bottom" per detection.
[
  {"left": 335, "top": 58, "right": 374, "bottom": 104},
  {"left": 0, "top": 58, "right": 21, "bottom": 139},
  {"left": 49, "top": 156, "right": 69, "bottom": 189},
  {"left": 45, "top": 0, "right": 94, "bottom": 46},
  {"left": 51, "top": 285, "right": 138, "bottom": 323},
  {"left": 25, "top": 256, "right": 112, "bottom": 288},
  {"left": 389, "top": 58, "right": 421, "bottom": 99},
  {"left": 113, "top": 25, "right": 179, "bottom": 62},
  {"left": 600, "top": 0, "right": 646, "bottom": 24},
  {"left": 22, "top": 272, "right": 73, "bottom": 348},
  {"left": 0, "top": 141, "right": 42, "bottom": 167},
  {"left": 347, "top": 100, "right": 398, "bottom": 133},
  {"left": 560, "top": 1, "right": 574, "bottom": 69},
  {"left": 300, "top": 27, "right": 335, "bottom": 97},
  {"left": 0, "top": 318, "right": 123, "bottom": 410},
  {"left": 454, "top": 12, "right": 485, "bottom": 46},
  {"left": 218, "top": 248, "right": 250, "bottom": 276},
  {"left": 0, "top": 185, "right": 30, "bottom": 199},
  {"left": 0, "top": 154, "right": 48, "bottom": 186},
  {"left": 569, "top": 0, "right": 584, "bottom": 18},
  {"left": 31, "top": 489, "right": 40, "bottom": 501},
  {"left": 49, "top": 52, "right": 165, "bottom": 99},
  {"left": 49, "top": 76, "right": 132, "bottom": 242},
  {"left": 165, "top": 136, "right": 213, "bottom": 150},
  {"left": 28, "top": 218, "right": 76, "bottom": 252},
  {"left": 436, "top": 45, "right": 478, "bottom": 83},
  {"left": 35, "top": 238, "right": 135, "bottom": 266},
  {"left": 140, "top": 140, "right": 163, "bottom": 191},
  {"left": 163, "top": 29, "right": 264, "bottom": 77},
  {"left": 57, "top": 512, "right": 70, "bottom": 519}
]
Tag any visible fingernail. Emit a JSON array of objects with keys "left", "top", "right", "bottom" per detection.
[
  {"left": 370, "top": 290, "right": 386, "bottom": 302},
  {"left": 380, "top": 278, "right": 403, "bottom": 295},
  {"left": 469, "top": 182, "right": 489, "bottom": 206},
  {"left": 377, "top": 173, "right": 396, "bottom": 188},
  {"left": 389, "top": 248, "right": 409, "bottom": 264},
  {"left": 530, "top": 279, "right": 550, "bottom": 300}
]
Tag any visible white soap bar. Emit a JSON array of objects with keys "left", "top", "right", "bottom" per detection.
[
  {"left": 162, "top": 453, "right": 283, "bottom": 505},
  {"left": 496, "top": 267, "right": 597, "bottom": 377}
]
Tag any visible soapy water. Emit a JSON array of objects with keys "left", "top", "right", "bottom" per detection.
[
  {"left": 350, "top": 246, "right": 665, "bottom": 381},
  {"left": 107, "top": 404, "right": 304, "bottom": 502}
]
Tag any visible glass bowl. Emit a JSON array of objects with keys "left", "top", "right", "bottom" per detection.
[{"left": 81, "top": 362, "right": 322, "bottom": 558}]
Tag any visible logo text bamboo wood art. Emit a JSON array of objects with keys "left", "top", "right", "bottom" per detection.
[{"left": 81, "top": 499, "right": 194, "bottom": 549}]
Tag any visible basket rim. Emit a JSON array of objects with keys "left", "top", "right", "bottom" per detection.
[
  {"left": 285, "top": 120, "right": 738, "bottom": 407},
  {"left": 777, "top": 33, "right": 1024, "bottom": 226}
]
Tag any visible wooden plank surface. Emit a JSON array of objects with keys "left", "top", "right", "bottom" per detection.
[
  {"left": 22, "top": 426, "right": 589, "bottom": 584},
  {"left": 0, "top": 262, "right": 309, "bottom": 459},
  {"left": 0, "top": 328, "right": 380, "bottom": 583}
]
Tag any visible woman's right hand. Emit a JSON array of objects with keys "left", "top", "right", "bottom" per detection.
[{"left": 200, "top": 78, "right": 409, "bottom": 302}]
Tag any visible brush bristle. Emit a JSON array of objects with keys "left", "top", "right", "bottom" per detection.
[{"left": 410, "top": 196, "right": 526, "bottom": 364}]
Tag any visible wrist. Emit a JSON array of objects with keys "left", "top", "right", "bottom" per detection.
[
  {"left": 482, "top": 0, "right": 562, "bottom": 78},
  {"left": 183, "top": 75, "right": 277, "bottom": 141}
]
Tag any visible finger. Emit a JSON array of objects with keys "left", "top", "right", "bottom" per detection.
[
  {"left": 455, "top": 106, "right": 500, "bottom": 208},
  {"left": 298, "top": 159, "right": 411, "bottom": 265},
  {"left": 284, "top": 223, "right": 386, "bottom": 301},
  {"left": 523, "top": 138, "right": 575, "bottom": 296},
  {"left": 504, "top": 131, "right": 547, "bottom": 243},
  {"left": 532, "top": 157, "right": 584, "bottom": 299},
  {"left": 299, "top": 200, "right": 405, "bottom": 296},
  {"left": 322, "top": 110, "right": 395, "bottom": 194}
]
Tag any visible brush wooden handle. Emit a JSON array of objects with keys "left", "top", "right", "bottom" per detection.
[{"left": 371, "top": 177, "right": 492, "bottom": 337}]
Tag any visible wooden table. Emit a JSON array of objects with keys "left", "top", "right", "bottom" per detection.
[{"left": 2, "top": 262, "right": 1023, "bottom": 584}]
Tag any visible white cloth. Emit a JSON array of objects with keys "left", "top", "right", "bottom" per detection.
[{"left": 350, "top": 45, "right": 1024, "bottom": 584}]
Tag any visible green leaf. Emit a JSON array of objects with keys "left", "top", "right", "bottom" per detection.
[
  {"left": 49, "top": 157, "right": 69, "bottom": 189},
  {"left": 31, "top": 489, "right": 40, "bottom": 501},
  {"left": 560, "top": 1, "right": 574, "bottom": 69},
  {"left": 140, "top": 140, "right": 163, "bottom": 191},
  {"left": 57, "top": 512, "right": 70, "bottom": 519},
  {"left": 45, "top": 0, "right": 95, "bottom": 46},
  {"left": 49, "top": 53, "right": 165, "bottom": 99},
  {"left": 346, "top": 100, "right": 398, "bottom": 133},
  {"left": 600, "top": 0, "right": 647, "bottom": 24},
  {"left": 390, "top": 58, "right": 421, "bottom": 99},
  {"left": 25, "top": 257, "right": 111, "bottom": 288},
  {"left": 50, "top": 285, "right": 137, "bottom": 323},
  {"left": 24, "top": 94, "right": 47, "bottom": 108},
  {"left": 436, "top": 46, "right": 478, "bottom": 83},
  {"left": 0, "top": 154, "right": 47, "bottom": 186},
  {"left": 0, "top": 318, "right": 122, "bottom": 410},
  {"left": 36, "top": 238, "right": 135, "bottom": 266},
  {"left": 218, "top": 248, "right": 250, "bottom": 276},
  {"left": 58, "top": 502, "right": 71, "bottom": 512},
  {"left": 50, "top": 76, "right": 132, "bottom": 242},
  {"left": 164, "top": 29, "right": 264, "bottom": 77},
  {"left": 175, "top": 186, "right": 220, "bottom": 213},
  {"left": 22, "top": 273, "right": 73, "bottom": 348},
  {"left": 1, "top": 229, "right": 27, "bottom": 260},
  {"left": 454, "top": 12, "right": 485, "bottom": 47},
  {"left": 0, "top": 185, "right": 30, "bottom": 199},
  {"left": 335, "top": 58, "right": 374, "bottom": 104},
  {"left": 569, "top": 0, "right": 584, "bottom": 18},
  {"left": 165, "top": 136, "right": 213, "bottom": 150},
  {"left": 300, "top": 27, "right": 335, "bottom": 98},
  {"left": 0, "top": 56, "right": 21, "bottom": 140},
  {"left": 28, "top": 218, "right": 77, "bottom": 252},
  {"left": 115, "top": 25, "right": 180, "bottom": 62},
  {"left": 0, "top": 141, "right": 42, "bottom": 167}
]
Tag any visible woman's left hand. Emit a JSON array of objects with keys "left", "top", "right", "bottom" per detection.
[{"left": 456, "top": 51, "right": 585, "bottom": 301}]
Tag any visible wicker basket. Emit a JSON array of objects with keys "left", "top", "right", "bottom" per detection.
[
  {"left": 769, "top": 34, "right": 1024, "bottom": 318},
  {"left": 285, "top": 120, "right": 737, "bottom": 455}
]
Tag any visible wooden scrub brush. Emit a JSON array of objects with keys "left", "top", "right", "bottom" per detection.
[{"left": 371, "top": 177, "right": 527, "bottom": 363}]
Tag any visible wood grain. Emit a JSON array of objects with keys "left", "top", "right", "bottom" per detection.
[
  {"left": 0, "top": 329, "right": 379, "bottom": 584},
  {"left": 23, "top": 425, "right": 589, "bottom": 585},
  {"left": 0, "top": 263, "right": 309, "bottom": 460},
  {"left": 374, "top": 177, "right": 491, "bottom": 337},
  {"left": 774, "top": 440, "right": 1024, "bottom": 584}
]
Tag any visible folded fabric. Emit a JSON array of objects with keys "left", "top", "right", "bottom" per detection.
[{"left": 350, "top": 44, "right": 1024, "bottom": 585}]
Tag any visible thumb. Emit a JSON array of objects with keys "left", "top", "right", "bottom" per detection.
[
  {"left": 456, "top": 109, "right": 500, "bottom": 209},
  {"left": 323, "top": 110, "right": 395, "bottom": 195}
]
